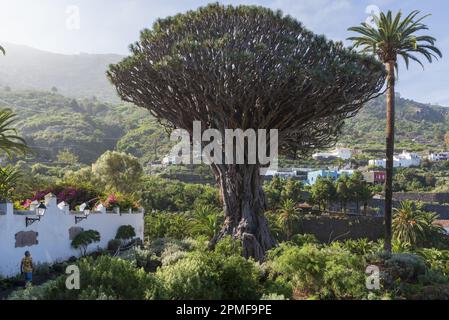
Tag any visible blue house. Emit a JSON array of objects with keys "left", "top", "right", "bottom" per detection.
[{"left": 307, "top": 170, "right": 354, "bottom": 185}]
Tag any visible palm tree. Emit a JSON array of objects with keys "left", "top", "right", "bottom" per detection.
[
  {"left": 277, "top": 199, "right": 301, "bottom": 240},
  {"left": 0, "top": 109, "right": 29, "bottom": 157},
  {"left": 0, "top": 165, "right": 21, "bottom": 200},
  {"left": 392, "top": 200, "right": 427, "bottom": 246},
  {"left": 336, "top": 174, "right": 350, "bottom": 213},
  {"left": 348, "top": 10, "right": 442, "bottom": 253},
  {"left": 190, "top": 205, "right": 222, "bottom": 239}
]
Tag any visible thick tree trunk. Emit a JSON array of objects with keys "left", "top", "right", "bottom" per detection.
[
  {"left": 209, "top": 164, "right": 277, "bottom": 261},
  {"left": 384, "top": 60, "right": 396, "bottom": 254}
]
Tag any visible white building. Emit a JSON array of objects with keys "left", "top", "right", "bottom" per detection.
[
  {"left": 428, "top": 152, "right": 449, "bottom": 162},
  {"left": 161, "top": 149, "right": 202, "bottom": 166},
  {"left": 264, "top": 169, "right": 298, "bottom": 178},
  {"left": 0, "top": 193, "right": 144, "bottom": 277},
  {"left": 369, "top": 151, "right": 421, "bottom": 168},
  {"left": 312, "top": 148, "right": 352, "bottom": 160}
]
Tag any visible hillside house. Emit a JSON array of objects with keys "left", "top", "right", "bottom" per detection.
[
  {"left": 312, "top": 148, "right": 352, "bottom": 160},
  {"left": 428, "top": 152, "right": 449, "bottom": 162},
  {"left": 362, "top": 171, "right": 386, "bottom": 185},
  {"left": 307, "top": 169, "right": 354, "bottom": 185},
  {"left": 369, "top": 151, "right": 421, "bottom": 168}
]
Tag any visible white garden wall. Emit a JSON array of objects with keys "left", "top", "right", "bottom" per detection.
[{"left": 0, "top": 193, "right": 144, "bottom": 278}]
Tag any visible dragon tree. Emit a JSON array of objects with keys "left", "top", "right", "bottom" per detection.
[{"left": 108, "top": 4, "right": 386, "bottom": 260}]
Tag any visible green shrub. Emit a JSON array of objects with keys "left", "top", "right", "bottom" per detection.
[
  {"left": 144, "top": 212, "right": 191, "bottom": 240},
  {"left": 337, "top": 239, "right": 379, "bottom": 256},
  {"left": 15, "top": 256, "right": 163, "bottom": 300},
  {"left": 158, "top": 256, "right": 221, "bottom": 299},
  {"left": 34, "top": 262, "right": 51, "bottom": 276},
  {"left": 416, "top": 248, "right": 449, "bottom": 276},
  {"left": 8, "top": 280, "right": 61, "bottom": 300},
  {"left": 262, "top": 277, "right": 293, "bottom": 299},
  {"left": 160, "top": 246, "right": 188, "bottom": 267},
  {"left": 115, "top": 225, "right": 136, "bottom": 241},
  {"left": 147, "top": 238, "right": 195, "bottom": 257},
  {"left": 407, "top": 284, "right": 449, "bottom": 300},
  {"left": 384, "top": 253, "right": 427, "bottom": 283},
  {"left": 217, "top": 254, "right": 261, "bottom": 300},
  {"left": 260, "top": 293, "right": 288, "bottom": 300},
  {"left": 290, "top": 234, "right": 318, "bottom": 247},
  {"left": 107, "top": 239, "right": 122, "bottom": 252},
  {"left": 76, "top": 256, "right": 162, "bottom": 299},
  {"left": 267, "top": 243, "right": 367, "bottom": 299},
  {"left": 156, "top": 237, "right": 262, "bottom": 300},
  {"left": 71, "top": 230, "right": 101, "bottom": 256}
]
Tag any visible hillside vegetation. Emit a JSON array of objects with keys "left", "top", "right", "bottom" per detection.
[
  {"left": 2, "top": 88, "right": 447, "bottom": 168},
  {"left": 0, "top": 89, "right": 171, "bottom": 165},
  {"left": 341, "top": 95, "right": 449, "bottom": 151}
]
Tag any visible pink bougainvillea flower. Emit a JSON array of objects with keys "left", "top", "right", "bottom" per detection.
[
  {"left": 107, "top": 194, "right": 117, "bottom": 203},
  {"left": 22, "top": 199, "right": 32, "bottom": 208}
]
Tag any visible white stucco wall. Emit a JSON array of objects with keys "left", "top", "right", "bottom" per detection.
[{"left": 0, "top": 194, "right": 144, "bottom": 278}]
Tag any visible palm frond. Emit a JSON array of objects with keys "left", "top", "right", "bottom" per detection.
[
  {"left": 0, "top": 109, "right": 29, "bottom": 158},
  {"left": 347, "top": 10, "right": 442, "bottom": 70}
]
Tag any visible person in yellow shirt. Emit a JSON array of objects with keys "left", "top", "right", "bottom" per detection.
[{"left": 20, "top": 251, "right": 34, "bottom": 286}]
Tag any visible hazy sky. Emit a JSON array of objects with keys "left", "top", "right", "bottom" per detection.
[{"left": 0, "top": 0, "right": 448, "bottom": 105}]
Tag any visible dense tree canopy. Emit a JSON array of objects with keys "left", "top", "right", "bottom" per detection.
[
  {"left": 108, "top": 3, "right": 386, "bottom": 260},
  {"left": 92, "top": 151, "right": 143, "bottom": 194},
  {"left": 108, "top": 4, "right": 385, "bottom": 157}
]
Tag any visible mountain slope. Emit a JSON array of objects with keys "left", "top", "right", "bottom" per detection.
[
  {"left": 341, "top": 95, "right": 449, "bottom": 149},
  {"left": 0, "top": 89, "right": 171, "bottom": 165},
  {"left": 0, "top": 43, "right": 123, "bottom": 102}
]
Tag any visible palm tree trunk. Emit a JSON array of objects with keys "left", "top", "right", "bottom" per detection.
[{"left": 384, "top": 60, "right": 396, "bottom": 254}]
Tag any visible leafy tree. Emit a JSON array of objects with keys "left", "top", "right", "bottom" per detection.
[
  {"left": 311, "top": 177, "right": 335, "bottom": 211},
  {"left": 63, "top": 167, "right": 102, "bottom": 190},
  {"left": 348, "top": 171, "right": 372, "bottom": 214},
  {"left": 0, "top": 109, "right": 29, "bottom": 157},
  {"left": 108, "top": 4, "right": 385, "bottom": 260},
  {"left": 360, "top": 185, "right": 374, "bottom": 216},
  {"left": 71, "top": 230, "right": 101, "bottom": 256},
  {"left": 264, "top": 177, "right": 302, "bottom": 209},
  {"left": 281, "top": 179, "right": 302, "bottom": 204},
  {"left": 277, "top": 199, "right": 301, "bottom": 241},
  {"left": 336, "top": 175, "right": 351, "bottom": 213},
  {"left": 264, "top": 176, "right": 284, "bottom": 209},
  {"left": 115, "top": 225, "right": 136, "bottom": 241},
  {"left": 92, "top": 151, "right": 143, "bottom": 194},
  {"left": 445, "top": 131, "right": 449, "bottom": 149},
  {"left": 349, "top": 10, "right": 442, "bottom": 253},
  {"left": 56, "top": 149, "right": 79, "bottom": 165}
]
